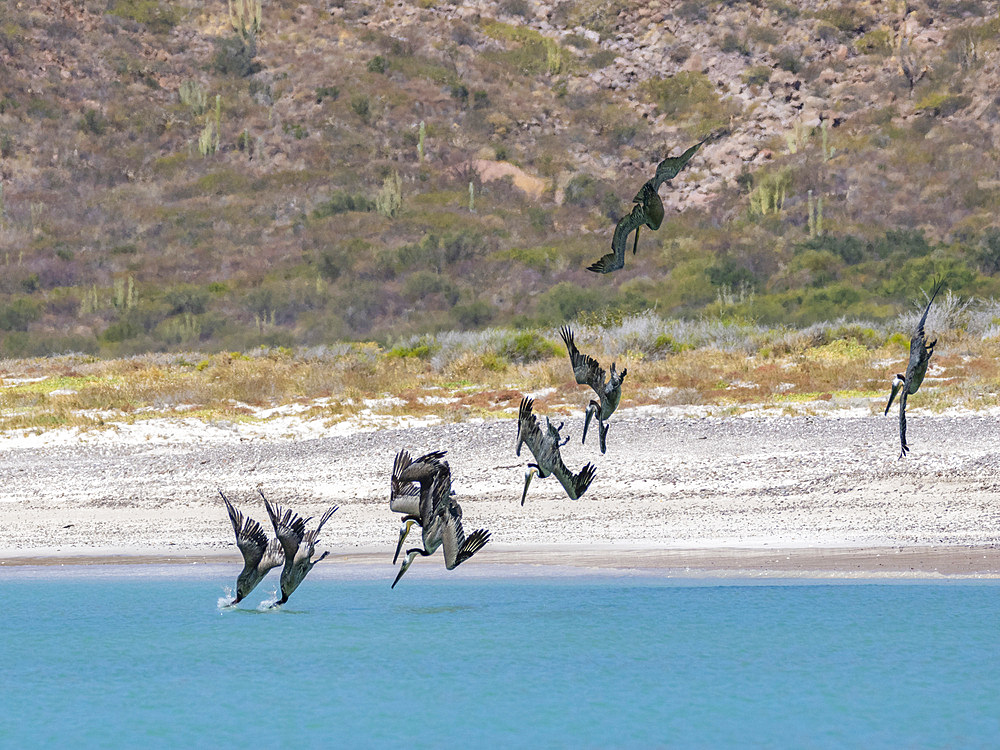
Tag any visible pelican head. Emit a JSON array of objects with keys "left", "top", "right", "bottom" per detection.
[
  {"left": 391, "top": 549, "right": 419, "bottom": 589},
  {"left": 884, "top": 374, "right": 905, "bottom": 415},
  {"left": 231, "top": 573, "right": 253, "bottom": 605},
  {"left": 393, "top": 519, "right": 417, "bottom": 564}
]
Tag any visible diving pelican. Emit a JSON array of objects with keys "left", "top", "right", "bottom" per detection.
[
  {"left": 220, "top": 490, "right": 284, "bottom": 605},
  {"left": 559, "top": 325, "right": 626, "bottom": 454},
  {"left": 588, "top": 135, "right": 710, "bottom": 274},
  {"left": 515, "top": 396, "right": 597, "bottom": 504},
  {"left": 390, "top": 449, "right": 449, "bottom": 562},
  {"left": 262, "top": 490, "right": 338, "bottom": 605},
  {"left": 884, "top": 279, "right": 945, "bottom": 458},
  {"left": 392, "top": 465, "right": 491, "bottom": 588}
]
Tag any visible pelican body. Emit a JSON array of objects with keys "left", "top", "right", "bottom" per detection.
[
  {"left": 588, "top": 136, "right": 710, "bottom": 274},
  {"left": 390, "top": 449, "right": 449, "bottom": 563},
  {"left": 392, "top": 464, "right": 491, "bottom": 588},
  {"left": 515, "top": 396, "right": 597, "bottom": 504},
  {"left": 262, "top": 491, "right": 338, "bottom": 605},
  {"left": 884, "top": 280, "right": 945, "bottom": 458},
  {"left": 220, "top": 490, "right": 284, "bottom": 605},
  {"left": 559, "top": 325, "right": 626, "bottom": 454}
]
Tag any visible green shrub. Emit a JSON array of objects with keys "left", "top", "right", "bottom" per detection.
[
  {"left": 367, "top": 55, "right": 388, "bottom": 73},
  {"left": 742, "top": 66, "right": 772, "bottom": 86},
  {"left": 316, "top": 86, "right": 340, "bottom": 103},
  {"left": 855, "top": 28, "right": 893, "bottom": 55},
  {"left": 212, "top": 34, "right": 260, "bottom": 77},
  {"left": 915, "top": 92, "right": 972, "bottom": 117},
  {"left": 79, "top": 108, "right": 107, "bottom": 135},
  {"left": 642, "top": 71, "right": 739, "bottom": 132},
  {"left": 350, "top": 94, "right": 371, "bottom": 123},
  {"left": 535, "top": 281, "right": 609, "bottom": 324},
  {"left": 0, "top": 297, "right": 42, "bottom": 331},
  {"left": 107, "top": 0, "right": 179, "bottom": 33},
  {"left": 502, "top": 331, "right": 560, "bottom": 363},
  {"left": 313, "top": 191, "right": 375, "bottom": 218},
  {"left": 452, "top": 300, "right": 494, "bottom": 328}
]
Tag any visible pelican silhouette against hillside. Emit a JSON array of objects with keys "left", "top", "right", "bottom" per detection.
[
  {"left": 262, "top": 491, "right": 338, "bottom": 605},
  {"left": 392, "top": 463, "right": 491, "bottom": 588},
  {"left": 559, "top": 326, "right": 625, "bottom": 454},
  {"left": 588, "top": 136, "right": 710, "bottom": 274},
  {"left": 516, "top": 396, "right": 597, "bottom": 504},
  {"left": 390, "top": 449, "right": 449, "bottom": 563},
  {"left": 220, "top": 490, "right": 284, "bottom": 605},
  {"left": 884, "top": 279, "right": 945, "bottom": 458}
]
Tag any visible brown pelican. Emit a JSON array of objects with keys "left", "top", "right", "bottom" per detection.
[
  {"left": 559, "top": 326, "right": 626, "bottom": 454},
  {"left": 220, "top": 490, "right": 284, "bottom": 605},
  {"left": 261, "top": 490, "right": 338, "bottom": 605},
  {"left": 390, "top": 449, "right": 449, "bottom": 562},
  {"left": 884, "top": 279, "right": 945, "bottom": 458},
  {"left": 515, "top": 396, "right": 597, "bottom": 504},
  {"left": 392, "top": 464, "right": 491, "bottom": 588},
  {"left": 588, "top": 136, "right": 710, "bottom": 274}
]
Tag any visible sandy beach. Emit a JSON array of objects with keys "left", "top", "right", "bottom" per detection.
[{"left": 2, "top": 407, "right": 999, "bottom": 577}]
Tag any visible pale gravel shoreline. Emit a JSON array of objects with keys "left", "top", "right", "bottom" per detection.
[{"left": 1, "top": 408, "right": 999, "bottom": 577}]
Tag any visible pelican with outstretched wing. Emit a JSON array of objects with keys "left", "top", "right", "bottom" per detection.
[
  {"left": 392, "top": 465, "right": 491, "bottom": 588},
  {"left": 220, "top": 490, "right": 284, "bottom": 605},
  {"left": 588, "top": 135, "right": 713, "bottom": 274},
  {"left": 884, "top": 279, "right": 946, "bottom": 458},
  {"left": 588, "top": 181, "right": 663, "bottom": 274},
  {"left": 390, "top": 449, "right": 449, "bottom": 563},
  {"left": 515, "top": 396, "right": 596, "bottom": 504},
  {"left": 559, "top": 326, "right": 625, "bottom": 454},
  {"left": 262, "top": 491, "right": 338, "bottom": 605}
]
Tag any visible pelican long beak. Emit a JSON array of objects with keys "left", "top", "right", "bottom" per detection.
[
  {"left": 521, "top": 468, "right": 536, "bottom": 506},
  {"left": 583, "top": 402, "right": 597, "bottom": 446},
  {"left": 884, "top": 377, "right": 903, "bottom": 416},
  {"left": 391, "top": 551, "right": 416, "bottom": 589},
  {"left": 393, "top": 520, "right": 414, "bottom": 564}
]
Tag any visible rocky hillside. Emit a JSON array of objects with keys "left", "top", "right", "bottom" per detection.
[{"left": 0, "top": 0, "right": 999, "bottom": 357}]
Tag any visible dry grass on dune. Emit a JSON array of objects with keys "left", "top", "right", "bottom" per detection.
[{"left": 2, "top": 315, "right": 998, "bottom": 433}]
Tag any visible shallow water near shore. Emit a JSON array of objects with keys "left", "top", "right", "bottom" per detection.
[{"left": 2, "top": 568, "right": 999, "bottom": 748}]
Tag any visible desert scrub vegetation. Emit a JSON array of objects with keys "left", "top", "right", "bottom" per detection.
[
  {"left": 3, "top": 0, "right": 1000, "bottom": 372},
  {"left": 2, "top": 305, "right": 999, "bottom": 434}
]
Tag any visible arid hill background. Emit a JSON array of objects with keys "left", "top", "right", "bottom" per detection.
[{"left": 1, "top": 0, "right": 999, "bottom": 358}]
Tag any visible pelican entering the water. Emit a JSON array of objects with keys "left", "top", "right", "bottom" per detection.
[
  {"left": 262, "top": 490, "right": 338, "bottom": 605},
  {"left": 220, "top": 490, "right": 284, "bottom": 605},
  {"left": 884, "top": 279, "right": 945, "bottom": 458},
  {"left": 588, "top": 135, "right": 712, "bottom": 274},
  {"left": 515, "top": 396, "right": 596, "bottom": 504},
  {"left": 392, "top": 465, "right": 491, "bottom": 588},
  {"left": 559, "top": 325, "right": 626, "bottom": 454}
]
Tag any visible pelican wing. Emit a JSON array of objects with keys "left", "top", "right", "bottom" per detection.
[
  {"left": 300, "top": 504, "right": 338, "bottom": 560},
  {"left": 587, "top": 204, "right": 643, "bottom": 273},
  {"left": 390, "top": 449, "right": 418, "bottom": 514},
  {"left": 260, "top": 537, "right": 284, "bottom": 574},
  {"left": 434, "top": 479, "right": 490, "bottom": 570},
  {"left": 559, "top": 326, "right": 606, "bottom": 396},
  {"left": 897, "top": 388, "right": 910, "bottom": 457},
  {"left": 262, "top": 494, "right": 307, "bottom": 562},
  {"left": 221, "top": 491, "right": 269, "bottom": 571},
  {"left": 390, "top": 449, "right": 448, "bottom": 517},
  {"left": 516, "top": 397, "right": 544, "bottom": 459},
  {"left": 906, "top": 279, "right": 944, "bottom": 387},
  {"left": 650, "top": 136, "right": 708, "bottom": 190},
  {"left": 551, "top": 460, "right": 597, "bottom": 501}
]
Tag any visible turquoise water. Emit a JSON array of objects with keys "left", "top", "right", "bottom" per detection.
[{"left": 2, "top": 567, "right": 999, "bottom": 748}]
